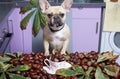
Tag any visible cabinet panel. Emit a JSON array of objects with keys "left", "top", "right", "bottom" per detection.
[
  {"left": 21, "top": 13, "right": 32, "bottom": 53},
  {"left": 72, "top": 8, "right": 101, "bottom": 19},
  {"left": 8, "top": 8, "right": 24, "bottom": 53},
  {"left": 8, "top": 8, "right": 32, "bottom": 53},
  {"left": 0, "top": 21, "right": 10, "bottom": 52},
  {"left": 72, "top": 19, "right": 100, "bottom": 52}
]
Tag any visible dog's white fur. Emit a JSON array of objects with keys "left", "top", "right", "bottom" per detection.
[{"left": 39, "top": 0, "right": 73, "bottom": 56}]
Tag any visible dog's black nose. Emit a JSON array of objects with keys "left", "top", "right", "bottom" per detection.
[
  {"left": 53, "top": 16, "right": 59, "bottom": 21},
  {"left": 53, "top": 16, "right": 62, "bottom": 25}
]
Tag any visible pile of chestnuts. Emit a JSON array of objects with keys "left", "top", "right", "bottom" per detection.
[{"left": 8, "top": 51, "right": 120, "bottom": 79}]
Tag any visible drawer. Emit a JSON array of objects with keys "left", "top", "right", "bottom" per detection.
[{"left": 72, "top": 8, "right": 101, "bottom": 19}]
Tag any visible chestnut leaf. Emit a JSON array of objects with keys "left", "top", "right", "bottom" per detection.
[
  {"left": 7, "top": 73, "right": 27, "bottom": 79},
  {"left": 20, "top": 10, "right": 35, "bottom": 30},
  {"left": 86, "top": 67, "right": 93, "bottom": 76},
  {"left": 20, "top": 5, "right": 33, "bottom": 14},
  {"left": 56, "top": 69, "right": 78, "bottom": 77},
  {"left": 4, "top": 53, "right": 16, "bottom": 58},
  {"left": 95, "top": 67, "right": 109, "bottom": 79},
  {"left": 77, "top": 76, "right": 84, "bottom": 79},
  {"left": 0, "top": 72, "right": 6, "bottom": 79},
  {"left": 8, "top": 65, "right": 29, "bottom": 72},
  {"left": 72, "top": 65, "right": 84, "bottom": 74},
  {"left": 32, "top": 10, "right": 40, "bottom": 37},
  {"left": 0, "top": 56, "right": 11, "bottom": 63},
  {"left": 104, "top": 65, "right": 120, "bottom": 77},
  {"left": 97, "top": 51, "right": 119, "bottom": 63}
]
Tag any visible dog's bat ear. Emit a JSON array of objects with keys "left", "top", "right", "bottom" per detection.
[
  {"left": 39, "top": 0, "right": 51, "bottom": 13},
  {"left": 61, "top": 0, "right": 73, "bottom": 12}
]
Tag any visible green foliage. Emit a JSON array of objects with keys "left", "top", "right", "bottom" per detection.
[
  {"left": 0, "top": 53, "right": 29, "bottom": 79},
  {"left": 4, "top": 52, "right": 22, "bottom": 59},
  {"left": 97, "top": 51, "right": 119, "bottom": 63},
  {"left": 95, "top": 67, "right": 109, "bottom": 79},
  {"left": 0, "top": 56, "right": 11, "bottom": 63},
  {"left": 56, "top": 65, "right": 93, "bottom": 79},
  {"left": 20, "top": 0, "right": 47, "bottom": 37},
  {"left": 56, "top": 52, "right": 120, "bottom": 79},
  {"left": 20, "top": 10, "right": 35, "bottom": 30},
  {"left": 20, "top": 5, "right": 33, "bottom": 14},
  {"left": 8, "top": 73, "right": 28, "bottom": 79},
  {"left": 32, "top": 10, "right": 41, "bottom": 36},
  {"left": 0, "top": 72, "right": 6, "bottom": 79},
  {"left": 56, "top": 68, "right": 79, "bottom": 77},
  {"left": 8, "top": 65, "right": 29, "bottom": 72},
  {"left": 104, "top": 65, "right": 120, "bottom": 77}
]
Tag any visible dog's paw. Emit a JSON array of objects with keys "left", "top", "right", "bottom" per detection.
[
  {"left": 44, "top": 52, "right": 50, "bottom": 56},
  {"left": 60, "top": 52, "right": 66, "bottom": 55}
]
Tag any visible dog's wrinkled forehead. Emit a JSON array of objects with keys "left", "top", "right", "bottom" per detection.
[{"left": 45, "top": 6, "right": 66, "bottom": 14}]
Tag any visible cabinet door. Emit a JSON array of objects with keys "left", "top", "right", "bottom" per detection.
[
  {"left": 8, "top": 8, "right": 24, "bottom": 53},
  {"left": 72, "top": 19, "right": 100, "bottom": 52},
  {"left": 8, "top": 8, "right": 32, "bottom": 53}
]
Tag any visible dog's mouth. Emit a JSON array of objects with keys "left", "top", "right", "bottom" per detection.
[
  {"left": 48, "top": 22, "right": 65, "bottom": 32},
  {"left": 48, "top": 17, "right": 65, "bottom": 32},
  {"left": 48, "top": 22, "right": 63, "bottom": 27},
  {"left": 49, "top": 16, "right": 64, "bottom": 27}
]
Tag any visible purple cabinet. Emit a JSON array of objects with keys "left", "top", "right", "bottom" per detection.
[
  {"left": 7, "top": 8, "right": 32, "bottom": 53},
  {"left": 0, "top": 21, "right": 10, "bottom": 53},
  {"left": 72, "top": 8, "right": 101, "bottom": 52}
]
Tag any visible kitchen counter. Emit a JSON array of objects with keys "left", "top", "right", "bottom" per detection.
[{"left": 0, "top": 0, "right": 105, "bottom": 27}]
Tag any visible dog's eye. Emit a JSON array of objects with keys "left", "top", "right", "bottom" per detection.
[
  {"left": 59, "top": 13, "right": 64, "bottom": 18},
  {"left": 47, "top": 14, "right": 53, "bottom": 18}
]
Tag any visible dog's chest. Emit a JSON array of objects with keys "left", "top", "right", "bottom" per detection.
[{"left": 49, "top": 32, "right": 66, "bottom": 47}]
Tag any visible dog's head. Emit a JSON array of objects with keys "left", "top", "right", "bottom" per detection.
[{"left": 39, "top": 0, "right": 73, "bottom": 31}]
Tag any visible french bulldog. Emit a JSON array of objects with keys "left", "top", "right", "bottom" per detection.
[{"left": 39, "top": 0, "right": 73, "bottom": 56}]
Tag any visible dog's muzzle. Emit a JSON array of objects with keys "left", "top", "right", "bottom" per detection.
[
  {"left": 49, "top": 16, "right": 63, "bottom": 27},
  {"left": 48, "top": 16, "right": 64, "bottom": 32}
]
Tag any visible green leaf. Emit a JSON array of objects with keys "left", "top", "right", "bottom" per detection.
[
  {"left": 20, "top": 5, "right": 33, "bottom": 14},
  {"left": 104, "top": 65, "right": 120, "bottom": 77},
  {"left": 86, "top": 67, "right": 93, "bottom": 76},
  {"left": 72, "top": 65, "right": 84, "bottom": 74},
  {"left": 40, "top": 13, "right": 47, "bottom": 25},
  {"left": 97, "top": 52, "right": 119, "bottom": 63},
  {"left": 0, "top": 72, "right": 6, "bottom": 79},
  {"left": 84, "top": 76, "right": 91, "bottom": 79},
  {"left": 56, "top": 69, "right": 78, "bottom": 77},
  {"left": 78, "top": 76, "right": 84, "bottom": 79},
  {"left": 95, "top": 67, "right": 109, "bottom": 79},
  {"left": 4, "top": 53, "right": 16, "bottom": 58},
  {"left": 7, "top": 73, "right": 27, "bottom": 79},
  {"left": 16, "top": 52, "right": 22, "bottom": 58},
  {"left": 0, "top": 62, "right": 12, "bottom": 71},
  {"left": 20, "top": 10, "right": 35, "bottom": 30},
  {"left": 8, "top": 65, "right": 29, "bottom": 72},
  {"left": 3, "top": 64, "right": 12, "bottom": 71},
  {"left": 32, "top": 11, "right": 40, "bottom": 37},
  {"left": 0, "top": 62, "right": 5, "bottom": 67},
  {"left": 0, "top": 68, "right": 4, "bottom": 72},
  {"left": 30, "top": 0, "right": 37, "bottom": 6},
  {"left": 0, "top": 56, "right": 11, "bottom": 62}
]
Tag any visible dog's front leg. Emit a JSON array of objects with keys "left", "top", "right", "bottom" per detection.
[
  {"left": 61, "top": 39, "right": 69, "bottom": 54},
  {"left": 44, "top": 39, "right": 50, "bottom": 56}
]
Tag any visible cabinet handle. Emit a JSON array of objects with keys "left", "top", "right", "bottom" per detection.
[
  {"left": 8, "top": 20, "right": 14, "bottom": 33},
  {"left": 96, "top": 22, "right": 99, "bottom": 34}
]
